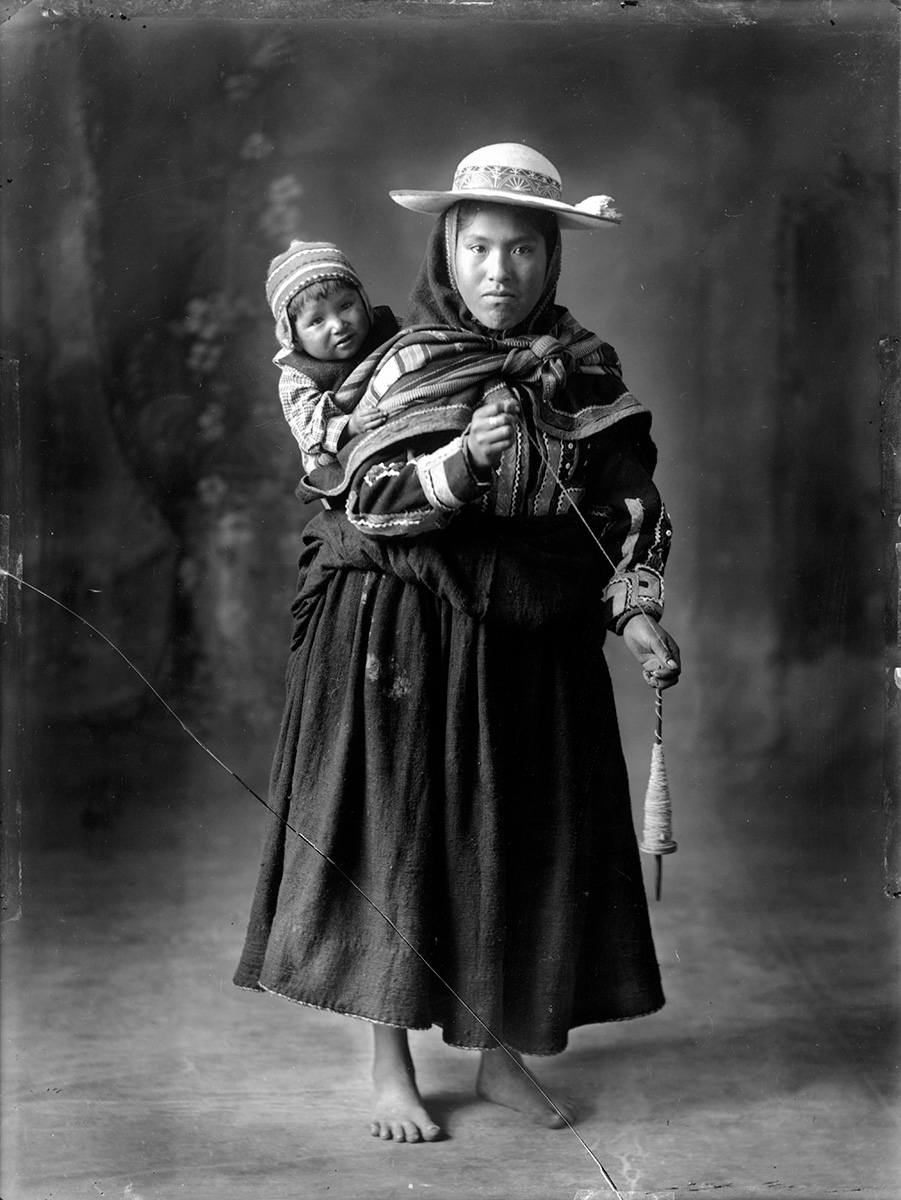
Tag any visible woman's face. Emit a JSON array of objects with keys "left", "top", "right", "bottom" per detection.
[{"left": 454, "top": 205, "right": 549, "bottom": 331}]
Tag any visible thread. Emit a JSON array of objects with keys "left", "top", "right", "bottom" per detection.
[
  {"left": 639, "top": 689, "right": 677, "bottom": 855},
  {"left": 517, "top": 421, "right": 678, "bottom": 903},
  {"left": 0, "top": 564, "right": 623, "bottom": 1200},
  {"left": 640, "top": 741, "right": 677, "bottom": 856},
  {"left": 637, "top": 688, "right": 676, "bottom": 901},
  {"left": 518, "top": 419, "right": 665, "bottom": 646}
]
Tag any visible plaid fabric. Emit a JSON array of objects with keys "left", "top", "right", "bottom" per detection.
[{"left": 275, "top": 355, "right": 350, "bottom": 472}]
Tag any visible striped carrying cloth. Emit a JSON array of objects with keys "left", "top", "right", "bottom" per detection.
[{"left": 296, "top": 311, "right": 646, "bottom": 502}]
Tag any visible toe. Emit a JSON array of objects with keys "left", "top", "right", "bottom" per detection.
[
  {"left": 402, "top": 1122, "right": 421, "bottom": 1143},
  {"left": 379, "top": 1124, "right": 393, "bottom": 1140},
  {"left": 370, "top": 1121, "right": 381, "bottom": 1138},
  {"left": 423, "top": 1123, "right": 442, "bottom": 1142},
  {"left": 391, "top": 1121, "right": 407, "bottom": 1142}
]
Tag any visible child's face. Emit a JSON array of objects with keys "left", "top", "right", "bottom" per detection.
[{"left": 291, "top": 287, "right": 370, "bottom": 361}]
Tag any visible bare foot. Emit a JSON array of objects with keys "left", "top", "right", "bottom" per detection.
[
  {"left": 476, "top": 1048, "right": 578, "bottom": 1129},
  {"left": 370, "top": 1026, "right": 442, "bottom": 1143}
]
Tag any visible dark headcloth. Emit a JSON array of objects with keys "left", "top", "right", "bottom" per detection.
[{"left": 405, "top": 204, "right": 564, "bottom": 336}]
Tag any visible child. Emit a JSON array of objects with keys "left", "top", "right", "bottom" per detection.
[{"left": 265, "top": 241, "right": 399, "bottom": 472}]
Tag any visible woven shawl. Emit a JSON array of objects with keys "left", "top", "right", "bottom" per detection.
[{"left": 296, "top": 207, "right": 648, "bottom": 503}]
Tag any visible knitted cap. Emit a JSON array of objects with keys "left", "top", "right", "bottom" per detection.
[
  {"left": 266, "top": 241, "right": 367, "bottom": 322},
  {"left": 267, "top": 241, "right": 371, "bottom": 350}
]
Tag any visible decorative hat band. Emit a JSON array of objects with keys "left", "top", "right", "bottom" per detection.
[
  {"left": 390, "top": 143, "right": 621, "bottom": 231},
  {"left": 452, "top": 163, "right": 563, "bottom": 203}
]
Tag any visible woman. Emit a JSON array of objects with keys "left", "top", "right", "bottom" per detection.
[{"left": 235, "top": 143, "right": 681, "bottom": 1145}]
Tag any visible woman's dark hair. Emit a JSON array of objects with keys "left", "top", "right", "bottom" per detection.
[{"left": 455, "top": 200, "right": 558, "bottom": 254}]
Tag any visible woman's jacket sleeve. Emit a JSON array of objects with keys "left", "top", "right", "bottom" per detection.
[
  {"left": 580, "top": 421, "right": 673, "bottom": 634},
  {"left": 345, "top": 431, "right": 491, "bottom": 538}
]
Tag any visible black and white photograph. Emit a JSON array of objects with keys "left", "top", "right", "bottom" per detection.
[{"left": 1, "top": 2, "right": 898, "bottom": 1198}]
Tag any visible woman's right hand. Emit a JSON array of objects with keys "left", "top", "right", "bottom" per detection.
[{"left": 466, "top": 398, "right": 520, "bottom": 472}]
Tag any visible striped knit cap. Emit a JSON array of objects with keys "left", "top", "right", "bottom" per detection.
[{"left": 266, "top": 240, "right": 371, "bottom": 349}]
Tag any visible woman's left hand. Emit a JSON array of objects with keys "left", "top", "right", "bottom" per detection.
[{"left": 622, "top": 614, "right": 681, "bottom": 690}]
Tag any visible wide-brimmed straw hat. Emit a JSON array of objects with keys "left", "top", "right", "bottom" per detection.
[{"left": 390, "top": 143, "right": 621, "bottom": 232}]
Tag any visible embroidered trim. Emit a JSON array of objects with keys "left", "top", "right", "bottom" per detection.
[
  {"left": 603, "top": 566, "right": 665, "bottom": 634},
  {"left": 646, "top": 503, "right": 674, "bottom": 573},
  {"left": 617, "top": 496, "right": 645, "bottom": 570},
  {"left": 363, "top": 461, "right": 405, "bottom": 487},
  {"left": 532, "top": 430, "right": 561, "bottom": 517},
  {"left": 510, "top": 424, "right": 524, "bottom": 515},
  {"left": 346, "top": 490, "right": 436, "bottom": 531},
  {"left": 541, "top": 385, "right": 634, "bottom": 425},
  {"left": 350, "top": 509, "right": 436, "bottom": 530},
  {"left": 483, "top": 380, "right": 508, "bottom": 401},
  {"left": 417, "top": 438, "right": 467, "bottom": 512},
  {"left": 556, "top": 484, "right": 584, "bottom": 515},
  {"left": 453, "top": 163, "right": 562, "bottom": 201},
  {"left": 586, "top": 503, "right": 613, "bottom": 532}
]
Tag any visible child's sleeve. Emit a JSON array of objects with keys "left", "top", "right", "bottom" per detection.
[
  {"left": 580, "top": 421, "right": 673, "bottom": 634},
  {"left": 279, "top": 364, "right": 351, "bottom": 470}
]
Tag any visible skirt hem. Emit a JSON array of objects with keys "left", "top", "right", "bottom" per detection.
[{"left": 239, "top": 979, "right": 665, "bottom": 1056}]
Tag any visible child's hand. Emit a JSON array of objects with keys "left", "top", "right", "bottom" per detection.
[
  {"left": 466, "top": 397, "right": 520, "bottom": 472},
  {"left": 349, "top": 404, "right": 387, "bottom": 436},
  {"left": 622, "top": 614, "right": 681, "bottom": 690}
]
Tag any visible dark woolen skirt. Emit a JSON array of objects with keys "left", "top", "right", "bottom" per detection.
[{"left": 234, "top": 513, "right": 663, "bottom": 1056}]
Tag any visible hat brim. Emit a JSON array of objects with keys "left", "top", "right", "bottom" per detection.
[{"left": 390, "top": 188, "right": 620, "bottom": 232}]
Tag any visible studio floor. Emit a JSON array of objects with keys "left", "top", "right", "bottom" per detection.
[{"left": 2, "top": 675, "right": 899, "bottom": 1200}]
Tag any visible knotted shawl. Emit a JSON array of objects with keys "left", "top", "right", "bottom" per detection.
[{"left": 296, "top": 206, "right": 649, "bottom": 503}]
